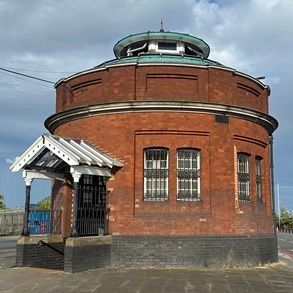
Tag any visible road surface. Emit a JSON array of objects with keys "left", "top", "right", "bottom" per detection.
[
  {"left": 277, "top": 231, "right": 293, "bottom": 267},
  {"left": 0, "top": 235, "right": 18, "bottom": 269}
]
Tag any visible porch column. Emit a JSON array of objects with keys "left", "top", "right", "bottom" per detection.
[
  {"left": 22, "top": 177, "right": 33, "bottom": 236},
  {"left": 71, "top": 171, "right": 81, "bottom": 237}
]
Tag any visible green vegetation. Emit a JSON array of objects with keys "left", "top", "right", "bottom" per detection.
[
  {"left": 36, "top": 195, "right": 51, "bottom": 210},
  {"left": 276, "top": 208, "right": 293, "bottom": 229},
  {"left": 0, "top": 193, "right": 6, "bottom": 209}
]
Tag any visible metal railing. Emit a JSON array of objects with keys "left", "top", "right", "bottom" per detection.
[
  {"left": 77, "top": 206, "right": 109, "bottom": 236},
  {"left": 277, "top": 226, "right": 293, "bottom": 234},
  {"left": 0, "top": 210, "right": 24, "bottom": 236}
]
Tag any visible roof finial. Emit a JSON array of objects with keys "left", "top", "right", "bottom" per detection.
[{"left": 160, "top": 18, "right": 164, "bottom": 32}]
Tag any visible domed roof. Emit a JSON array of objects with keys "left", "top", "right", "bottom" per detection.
[
  {"left": 113, "top": 31, "right": 210, "bottom": 59},
  {"left": 95, "top": 54, "right": 223, "bottom": 69}
]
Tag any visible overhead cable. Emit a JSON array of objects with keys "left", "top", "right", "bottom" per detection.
[{"left": 0, "top": 67, "right": 55, "bottom": 84}]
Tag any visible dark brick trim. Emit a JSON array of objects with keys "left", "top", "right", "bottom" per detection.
[
  {"left": 64, "top": 236, "right": 112, "bottom": 273},
  {"left": 111, "top": 235, "right": 278, "bottom": 268},
  {"left": 16, "top": 242, "right": 64, "bottom": 270}
]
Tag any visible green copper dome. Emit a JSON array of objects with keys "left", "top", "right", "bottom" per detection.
[
  {"left": 113, "top": 31, "right": 210, "bottom": 59},
  {"left": 95, "top": 54, "right": 223, "bottom": 69}
]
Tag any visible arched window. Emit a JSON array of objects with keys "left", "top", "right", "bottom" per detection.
[
  {"left": 255, "top": 156, "right": 263, "bottom": 202},
  {"left": 177, "top": 149, "right": 200, "bottom": 201},
  {"left": 144, "top": 148, "right": 168, "bottom": 201},
  {"left": 237, "top": 153, "right": 250, "bottom": 202}
]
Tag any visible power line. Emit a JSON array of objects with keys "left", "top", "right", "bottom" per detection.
[
  {"left": 0, "top": 71, "right": 53, "bottom": 89},
  {"left": 1, "top": 66, "right": 74, "bottom": 74},
  {"left": 0, "top": 67, "right": 55, "bottom": 84}
]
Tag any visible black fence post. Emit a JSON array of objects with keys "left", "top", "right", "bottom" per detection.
[{"left": 22, "top": 181, "right": 32, "bottom": 236}]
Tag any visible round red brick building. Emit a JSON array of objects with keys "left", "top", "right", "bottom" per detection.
[{"left": 14, "top": 30, "right": 278, "bottom": 271}]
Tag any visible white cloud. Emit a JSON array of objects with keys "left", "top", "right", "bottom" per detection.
[
  {"left": 5, "top": 157, "right": 19, "bottom": 164},
  {"left": 188, "top": 0, "right": 293, "bottom": 75}
]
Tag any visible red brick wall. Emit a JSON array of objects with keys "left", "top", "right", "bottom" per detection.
[
  {"left": 54, "top": 112, "right": 274, "bottom": 237},
  {"left": 52, "top": 178, "right": 73, "bottom": 237},
  {"left": 55, "top": 65, "right": 269, "bottom": 114}
]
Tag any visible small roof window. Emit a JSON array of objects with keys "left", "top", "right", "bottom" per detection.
[{"left": 158, "top": 42, "right": 177, "bottom": 51}]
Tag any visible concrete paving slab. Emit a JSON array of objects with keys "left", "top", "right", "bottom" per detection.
[{"left": 0, "top": 265, "right": 292, "bottom": 293}]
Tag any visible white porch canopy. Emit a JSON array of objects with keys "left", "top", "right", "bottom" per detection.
[
  {"left": 11, "top": 133, "right": 123, "bottom": 180},
  {"left": 11, "top": 134, "right": 123, "bottom": 236}
]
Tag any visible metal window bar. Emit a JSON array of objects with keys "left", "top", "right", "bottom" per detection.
[
  {"left": 256, "top": 158, "right": 262, "bottom": 202},
  {"left": 144, "top": 149, "right": 168, "bottom": 201},
  {"left": 237, "top": 153, "right": 250, "bottom": 202},
  {"left": 77, "top": 175, "right": 109, "bottom": 236},
  {"left": 177, "top": 149, "right": 200, "bottom": 201},
  {"left": 77, "top": 206, "right": 109, "bottom": 236}
]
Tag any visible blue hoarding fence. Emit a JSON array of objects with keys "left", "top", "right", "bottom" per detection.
[{"left": 29, "top": 210, "right": 62, "bottom": 235}]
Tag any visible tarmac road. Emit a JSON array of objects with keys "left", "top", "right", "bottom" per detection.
[
  {"left": 0, "top": 235, "right": 18, "bottom": 269},
  {"left": 277, "top": 232, "right": 293, "bottom": 267}
]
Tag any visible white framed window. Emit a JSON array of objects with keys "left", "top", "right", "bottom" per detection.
[
  {"left": 255, "top": 157, "right": 263, "bottom": 202},
  {"left": 148, "top": 41, "right": 184, "bottom": 55},
  {"left": 144, "top": 148, "right": 168, "bottom": 201},
  {"left": 177, "top": 149, "right": 200, "bottom": 201},
  {"left": 237, "top": 153, "right": 250, "bottom": 202},
  {"left": 158, "top": 42, "right": 177, "bottom": 51}
]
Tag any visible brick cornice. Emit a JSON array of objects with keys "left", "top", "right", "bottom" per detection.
[{"left": 45, "top": 101, "right": 278, "bottom": 134}]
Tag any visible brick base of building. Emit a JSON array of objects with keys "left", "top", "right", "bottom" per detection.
[
  {"left": 16, "top": 235, "right": 65, "bottom": 270},
  {"left": 111, "top": 235, "right": 278, "bottom": 268},
  {"left": 16, "top": 234, "right": 278, "bottom": 272},
  {"left": 64, "top": 236, "right": 112, "bottom": 273}
]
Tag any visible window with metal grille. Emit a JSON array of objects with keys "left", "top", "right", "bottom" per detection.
[
  {"left": 78, "top": 175, "right": 106, "bottom": 206},
  {"left": 177, "top": 149, "right": 200, "bottom": 201},
  {"left": 144, "top": 148, "right": 168, "bottom": 201},
  {"left": 255, "top": 157, "right": 263, "bottom": 202},
  {"left": 82, "top": 175, "right": 94, "bottom": 204},
  {"left": 237, "top": 153, "right": 250, "bottom": 202}
]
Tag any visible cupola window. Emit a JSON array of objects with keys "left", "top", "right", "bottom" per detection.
[{"left": 158, "top": 42, "right": 177, "bottom": 51}]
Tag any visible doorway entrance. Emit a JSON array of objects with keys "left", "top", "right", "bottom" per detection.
[{"left": 77, "top": 175, "right": 108, "bottom": 236}]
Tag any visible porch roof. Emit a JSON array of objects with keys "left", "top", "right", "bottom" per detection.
[{"left": 10, "top": 134, "right": 123, "bottom": 173}]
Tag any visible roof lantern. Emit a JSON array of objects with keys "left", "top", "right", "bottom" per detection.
[{"left": 113, "top": 31, "right": 210, "bottom": 59}]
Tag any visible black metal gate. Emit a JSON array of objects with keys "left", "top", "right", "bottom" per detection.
[{"left": 77, "top": 175, "right": 109, "bottom": 236}]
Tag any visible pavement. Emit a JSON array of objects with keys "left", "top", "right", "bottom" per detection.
[{"left": 0, "top": 233, "right": 292, "bottom": 293}]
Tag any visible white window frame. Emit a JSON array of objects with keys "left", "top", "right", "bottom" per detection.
[
  {"left": 148, "top": 41, "right": 184, "bottom": 54},
  {"left": 143, "top": 148, "right": 169, "bottom": 201},
  {"left": 255, "top": 157, "right": 263, "bottom": 202},
  {"left": 176, "top": 149, "right": 200, "bottom": 201},
  {"left": 237, "top": 153, "right": 250, "bottom": 202}
]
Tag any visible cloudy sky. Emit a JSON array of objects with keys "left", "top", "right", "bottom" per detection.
[{"left": 0, "top": 0, "right": 292, "bottom": 211}]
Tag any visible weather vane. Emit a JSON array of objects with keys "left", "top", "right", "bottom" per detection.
[{"left": 160, "top": 18, "right": 164, "bottom": 32}]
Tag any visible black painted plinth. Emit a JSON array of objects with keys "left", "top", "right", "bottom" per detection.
[
  {"left": 16, "top": 234, "right": 278, "bottom": 272},
  {"left": 64, "top": 236, "right": 112, "bottom": 273},
  {"left": 111, "top": 235, "right": 278, "bottom": 268},
  {"left": 16, "top": 236, "right": 65, "bottom": 270}
]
